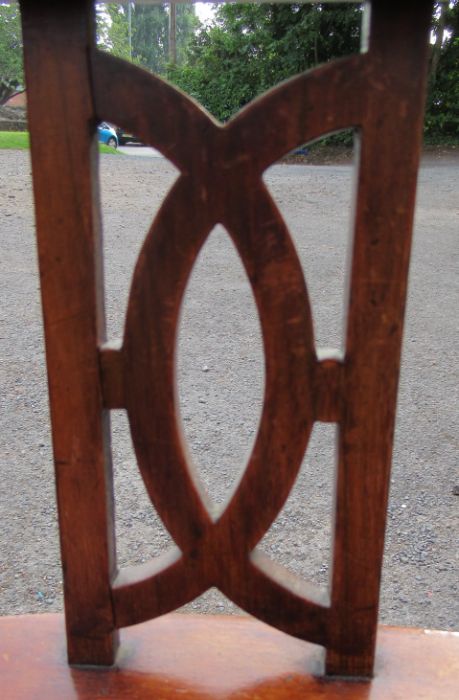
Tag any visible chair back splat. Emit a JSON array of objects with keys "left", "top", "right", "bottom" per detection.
[{"left": 16, "top": 0, "right": 443, "bottom": 686}]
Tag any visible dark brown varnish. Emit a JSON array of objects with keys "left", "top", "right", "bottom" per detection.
[{"left": 18, "top": 0, "right": 435, "bottom": 683}]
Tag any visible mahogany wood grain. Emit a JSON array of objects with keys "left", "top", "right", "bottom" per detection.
[
  {"left": 99, "top": 343, "right": 125, "bottom": 409},
  {"left": 327, "top": 0, "right": 433, "bottom": 675},
  {"left": 19, "top": 0, "right": 118, "bottom": 664},
  {"left": 92, "top": 0, "right": 432, "bottom": 675},
  {"left": 1, "top": 614, "right": 458, "bottom": 699},
  {"left": 17, "top": 0, "right": 434, "bottom": 679}
]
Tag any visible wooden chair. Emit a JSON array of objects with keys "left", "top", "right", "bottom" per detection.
[{"left": 1, "top": 0, "right": 457, "bottom": 697}]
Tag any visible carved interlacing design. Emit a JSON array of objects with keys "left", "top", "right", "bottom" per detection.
[
  {"left": 93, "top": 49, "right": 365, "bottom": 641},
  {"left": 17, "top": 0, "right": 433, "bottom": 673}
]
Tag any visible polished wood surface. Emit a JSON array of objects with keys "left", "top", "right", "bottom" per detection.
[
  {"left": 327, "top": 0, "right": 433, "bottom": 675},
  {"left": 18, "top": 0, "right": 435, "bottom": 679},
  {"left": 1, "top": 614, "right": 458, "bottom": 699},
  {"left": 19, "top": 0, "right": 118, "bottom": 665}
]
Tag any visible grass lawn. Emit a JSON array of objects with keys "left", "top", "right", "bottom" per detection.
[{"left": 0, "top": 131, "right": 118, "bottom": 154}]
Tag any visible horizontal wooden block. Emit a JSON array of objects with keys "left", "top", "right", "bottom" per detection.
[{"left": 0, "top": 613, "right": 457, "bottom": 699}]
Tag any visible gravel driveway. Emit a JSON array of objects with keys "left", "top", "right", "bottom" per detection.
[{"left": 0, "top": 150, "right": 457, "bottom": 632}]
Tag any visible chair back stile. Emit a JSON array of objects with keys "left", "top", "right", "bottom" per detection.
[{"left": 20, "top": 0, "right": 118, "bottom": 665}]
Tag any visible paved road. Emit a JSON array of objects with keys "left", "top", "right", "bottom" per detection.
[
  {"left": 0, "top": 151, "right": 457, "bottom": 632},
  {"left": 119, "top": 144, "right": 163, "bottom": 158}
]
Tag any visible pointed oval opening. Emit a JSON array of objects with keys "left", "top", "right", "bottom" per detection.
[{"left": 176, "top": 225, "right": 265, "bottom": 516}]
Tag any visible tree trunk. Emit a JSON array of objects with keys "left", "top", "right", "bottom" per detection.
[
  {"left": 169, "top": 3, "right": 177, "bottom": 64},
  {"left": 429, "top": 0, "right": 448, "bottom": 86}
]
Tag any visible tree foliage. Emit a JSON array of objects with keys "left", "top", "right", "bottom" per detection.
[
  {"left": 96, "top": 4, "right": 131, "bottom": 61},
  {"left": 0, "top": 2, "right": 456, "bottom": 141},
  {"left": 426, "top": 1, "right": 459, "bottom": 140},
  {"left": 0, "top": 3, "right": 23, "bottom": 103},
  {"left": 168, "top": 3, "right": 362, "bottom": 122},
  {"left": 169, "top": 1, "right": 458, "bottom": 144},
  {"left": 96, "top": 3, "right": 199, "bottom": 74}
]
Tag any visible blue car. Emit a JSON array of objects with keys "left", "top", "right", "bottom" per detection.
[{"left": 98, "top": 122, "right": 118, "bottom": 149}]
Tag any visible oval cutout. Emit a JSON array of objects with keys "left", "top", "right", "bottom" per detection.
[{"left": 177, "top": 225, "right": 265, "bottom": 515}]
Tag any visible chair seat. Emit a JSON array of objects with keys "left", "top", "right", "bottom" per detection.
[{"left": 0, "top": 612, "right": 457, "bottom": 699}]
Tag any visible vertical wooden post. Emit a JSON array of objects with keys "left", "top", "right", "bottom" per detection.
[
  {"left": 19, "top": 0, "right": 118, "bottom": 665},
  {"left": 327, "top": 0, "right": 433, "bottom": 676}
]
